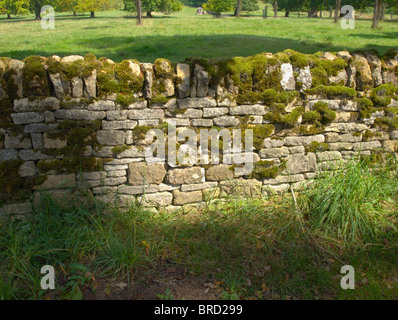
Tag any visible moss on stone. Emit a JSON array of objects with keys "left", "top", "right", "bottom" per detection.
[
  {"left": 302, "top": 110, "right": 322, "bottom": 123},
  {"left": 22, "top": 56, "right": 50, "bottom": 97},
  {"left": 116, "top": 93, "right": 136, "bottom": 107},
  {"left": 370, "top": 84, "right": 398, "bottom": 108},
  {"left": 305, "top": 141, "right": 330, "bottom": 153},
  {"left": 151, "top": 94, "right": 169, "bottom": 104},
  {"left": 249, "top": 159, "right": 286, "bottom": 179},
  {"left": 305, "top": 85, "right": 357, "bottom": 99},
  {"left": 299, "top": 124, "right": 324, "bottom": 135},
  {"left": 111, "top": 144, "right": 131, "bottom": 155},
  {"left": 240, "top": 124, "right": 274, "bottom": 149}
]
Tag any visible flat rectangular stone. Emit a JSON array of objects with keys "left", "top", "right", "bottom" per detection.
[
  {"left": 128, "top": 109, "right": 164, "bottom": 120},
  {"left": 88, "top": 100, "right": 115, "bottom": 111},
  {"left": 55, "top": 109, "right": 106, "bottom": 120},
  {"left": 259, "top": 147, "right": 289, "bottom": 158},
  {"left": 102, "top": 120, "right": 137, "bottom": 130},
  {"left": 181, "top": 182, "right": 217, "bottom": 192},
  {"left": 24, "top": 123, "right": 58, "bottom": 133},
  {"left": 0, "top": 149, "right": 18, "bottom": 161},
  {"left": 106, "top": 110, "right": 129, "bottom": 121},
  {"left": 19, "top": 149, "right": 50, "bottom": 160},
  {"left": 118, "top": 185, "right": 159, "bottom": 195},
  {"left": 11, "top": 112, "right": 44, "bottom": 124},
  {"left": 229, "top": 104, "right": 266, "bottom": 116}
]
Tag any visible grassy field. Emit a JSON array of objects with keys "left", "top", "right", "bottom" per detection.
[
  {"left": 0, "top": 157, "right": 397, "bottom": 300},
  {"left": 0, "top": 6, "right": 397, "bottom": 63}
]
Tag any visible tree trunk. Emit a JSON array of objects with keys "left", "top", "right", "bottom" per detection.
[
  {"left": 273, "top": 1, "right": 277, "bottom": 18},
  {"left": 73, "top": 11, "right": 76, "bottom": 16},
  {"left": 334, "top": 0, "right": 341, "bottom": 23},
  {"left": 136, "top": 0, "right": 142, "bottom": 25},
  {"left": 329, "top": 6, "right": 333, "bottom": 18},
  {"left": 298, "top": 11, "right": 300, "bottom": 18},
  {"left": 381, "top": 2, "right": 386, "bottom": 20},
  {"left": 372, "top": 0, "right": 383, "bottom": 28},
  {"left": 236, "top": 0, "right": 242, "bottom": 18},
  {"left": 320, "top": 10, "right": 322, "bottom": 18},
  {"left": 34, "top": 1, "right": 41, "bottom": 20},
  {"left": 285, "top": 10, "right": 289, "bottom": 17},
  {"left": 7, "top": 13, "right": 11, "bottom": 19},
  {"left": 146, "top": 11, "right": 152, "bottom": 18},
  {"left": 308, "top": 7, "right": 317, "bottom": 17},
  {"left": 90, "top": 11, "right": 95, "bottom": 18}
]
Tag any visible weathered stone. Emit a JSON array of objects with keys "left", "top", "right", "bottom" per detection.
[
  {"left": 80, "top": 171, "right": 106, "bottom": 180},
  {"left": 118, "top": 185, "right": 159, "bottom": 195},
  {"left": 203, "top": 107, "right": 229, "bottom": 118},
  {"left": 71, "top": 77, "right": 83, "bottom": 98},
  {"left": 390, "top": 131, "right": 398, "bottom": 140},
  {"left": 191, "top": 119, "right": 213, "bottom": 127},
  {"left": 280, "top": 63, "right": 296, "bottom": 91},
  {"left": 11, "top": 112, "right": 44, "bottom": 124},
  {"left": 34, "top": 173, "right": 76, "bottom": 190},
  {"left": 55, "top": 109, "right": 106, "bottom": 120},
  {"left": 205, "top": 164, "right": 234, "bottom": 181},
  {"left": 263, "top": 183, "right": 290, "bottom": 195},
  {"left": 102, "top": 176, "right": 127, "bottom": 186},
  {"left": 159, "top": 183, "right": 180, "bottom": 191},
  {"left": 43, "top": 132, "right": 67, "bottom": 149},
  {"left": 18, "top": 161, "right": 36, "bottom": 177},
  {"left": 263, "top": 174, "right": 305, "bottom": 185},
  {"left": 382, "top": 140, "right": 398, "bottom": 152},
  {"left": 13, "top": 98, "right": 29, "bottom": 112},
  {"left": 102, "top": 120, "right": 137, "bottom": 130},
  {"left": 365, "top": 53, "right": 383, "bottom": 87},
  {"left": 223, "top": 152, "right": 260, "bottom": 164},
  {"left": 31, "top": 133, "right": 43, "bottom": 149},
  {"left": 0, "top": 149, "right": 18, "bottom": 161},
  {"left": 0, "top": 202, "right": 31, "bottom": 217},
  {"left": 328, "top": 69, "right": 347, "bottom": 85},
  {"left": 19, "top": 149, "right": 50, "bottom": 160},
  {"left": 229, "top": 104, "right": 266, "bottom": 116},
  {"left": 4, "top": 134, "right": 31, "bottom": 149},
  {"left": 214, "top": 116, "right": 240, "bottom": 127},
  {"left": 24, "top": 123, "right": 58, "bottom": 133},
  {"left": 138, "top": 120, "right": 159, "bottom": 126},
  {"left": 353, "top": 141, "right": 382, "bottom": 151},
  {"left": 7, "top": 59, "right": 24, "bottom": 98},
  {"left": 44, "top": 111, "right": 55, "bottom": 123},
  {"left": 352, "top": 54, "right": 373, "bottom": 90},
  {"left": 328, "top": 142, "right": 354, "bottom": 151},
  {"left": 323, "top": 123, "right": 368, "bottom": 133},
  {"left": 128, "top": 162, "right": 167, "bottom": 185},
  {"left": 297, "top": 66, "right": 312, "bottom": 91},
  {"left": 176, "top": 63, "right": 190, "bottom": 98},
  {"left": 173, "top": 190, "right": 202, "bottom": 205},
  {"left": 49, "top": 73, "right": 66, "bottom": 99},
  {"left": 284, "top": 153, "right": 317, "bottom": 174},
  {"left": 177, "top": 97, "right": 217, "bottom": 109},
  {"left": 288, "top": 146, "right": 305, "bottom": 154},
  {"left": 83, "top": 69, "right": 97, "bottom": 98},
  {"left": 127, "top": 100, "right": 147, "bottom": 109},
  {"left": 219, "top": 179, "right": 262, "bottom": 197},
  {"left": 181, "top": 182, "right": 218, "bottom": 192},
  {"left": 166, "top": 167, "right": 205, "bottom": 184},
  {"left": 259, "top": 147, "right": 289, "bottom": 158},
  {"left": 97, "top": 130, "right": 125, "bottom": 145},
  {"left": 61, "top": 55, "right": 84, "bottom": 63},
  {"left": 194, "top": 64, "right": 209, "bottom": 98},
  {"left": 143, "top": 70, "right": 153, "bottom": 99},
  {"left": 106, "top": 110, "right": 128, "bottom": 121},
  {"left": 283, "top": 135, "right": 325, "bottom": 146},
  {"left": 316, "top": 151, "right": 342, "bottom": 162},
  {"left": 175, "top": 108, "right": 202, "bottom": 118},
  {"left": 138, "top": 192, "right": 173, "bottom": 207},
  {"left": 128, "top": 109, "right": 164, "bottom": 120},
  {"left": 325, "top": 132, "right": 362, "bottom": 143},
  {"left": 88, "top": 100, "right": 115, "bottom": 111},
  {"left": 262, "top": 138, "right": 284, "bottom": 149}
]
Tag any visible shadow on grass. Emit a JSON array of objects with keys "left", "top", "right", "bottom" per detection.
[{"left": 1, "top": 34, "right": 397, "bottom": 63}]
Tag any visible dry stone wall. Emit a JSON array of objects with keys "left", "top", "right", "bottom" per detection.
[{"left": 0, "top": 50, "right": 398, "bottom": 217}]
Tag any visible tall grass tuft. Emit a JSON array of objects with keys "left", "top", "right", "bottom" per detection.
[{"left": 299, "top": 156, "right": 398, "bottom": 244}]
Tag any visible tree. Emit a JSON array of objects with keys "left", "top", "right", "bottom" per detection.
[
  {"left": 0, "top": 0, "right": 29, "bottom": 18},
  {"left": 372, "top": 0, "right": 383, "bottom": 28},
  {"left": 29, "top": 0, "right": 55, "bottom": 20},
  {"left": 124, "top": 0, "right": 182, "bottom": 18},
  {"left": 203, "top": 0, "right": 235, "bottom": 16},
  {"left": 56, "top": 0, "right": 79, "bottom": 15},
  {"left": 235, "top": 0, "right": 259, "bottom": 16},
  {"left": 74, "top": 0, "right": 111, "bottom": 18}
]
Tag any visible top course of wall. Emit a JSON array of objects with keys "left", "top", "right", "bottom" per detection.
[{"left": 0, "top": 49, "right": 397, "bottom": 217}]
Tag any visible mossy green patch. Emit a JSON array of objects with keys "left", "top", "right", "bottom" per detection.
[
  {"left": 305, "top": 141, "right": 330, "bottom": 153},
  {"left": 111, "top": 144, "right": 131, "bottom": 155},
  {"left": 370, "top": 84, "right": 398, "bottom": 108},
  {"left": 240, "top": 124, "right": 274, "bottom": 150},
  {"left": 305, "top": 85, "right": 357, "bottom": 99},
  {"left": 249, "top": 159, "right": 286, "bottom": 179},
  {"left": 40, "top": 120, "right": 103, "bottom": 173}
]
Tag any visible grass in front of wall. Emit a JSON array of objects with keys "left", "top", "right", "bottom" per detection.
[
  {"left": 0, "top": 6, "right": 397, "bottom": 63},
  {"left": 0, "top": 156, "right": 397, "bottom": 300}
]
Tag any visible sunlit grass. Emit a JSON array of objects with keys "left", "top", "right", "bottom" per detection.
[{"left": 0, "top": 6, "right": 397, "bottom": 62}]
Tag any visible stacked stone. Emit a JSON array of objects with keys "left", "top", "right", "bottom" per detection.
[{"left": 0, "top": 51, "right": 397, "bottom": 217}]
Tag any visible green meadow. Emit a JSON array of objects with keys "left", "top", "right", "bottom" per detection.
[{"left": 0, "top": 6, "right": 397, "bottom": 63}]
